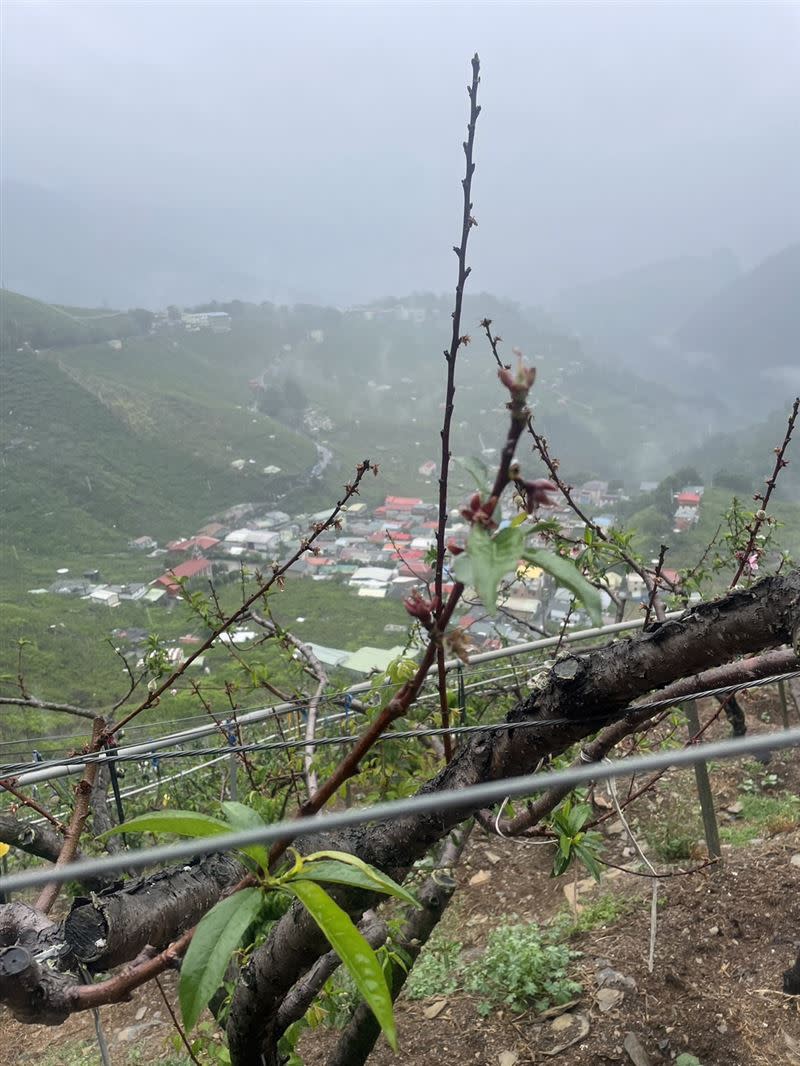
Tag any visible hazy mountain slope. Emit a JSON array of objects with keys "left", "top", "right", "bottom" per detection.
[
  {"left": 672, "top": 405, "right": 800, "bottom": 500},
  {"left": 551, "top": 250, "right": 740, "bottom": 359},
  {"left": 674, "top": 242, "right": 800, "bottom": 373},
  {"left": 0, "top": 289, "right": 719, "bottom": 569}
]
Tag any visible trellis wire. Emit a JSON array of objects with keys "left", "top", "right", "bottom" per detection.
[
  {"left": 5, "top": 669, "right": 798, "bottom": 785},
  {"left": 0, "top": 660, "right": 530, "bottom": 777},
  {"left": 0, "top": 612, "right": 681, "bottom": 769},
  {"left": 2, "top": 723, "right": 799, "bottom": 895}
]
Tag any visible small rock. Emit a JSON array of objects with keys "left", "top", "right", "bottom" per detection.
[
  {"left": 717, "top": 1020, "right": 729, "bottom": 1034},
  {"left": 623, "top": 1032, "right": 652, "bottom": 1066},
  {"left": 469, "top": 869, "right": 491, "bottom": 886},
  {"left": 485, "top": 850, "right": 502, "bottom": 865},
  {"left": 537, "top": 999, "right": 580, "bottom": 1020},
  {"left": 790, "top": 853, "right": 800, "bottom": 868},
  {"left": 135, "top": 1006, "right": 147, "bottom": 1021},
  {"left": 537, "top": 1011, "right": 591, "bottom": 1056},
  {"left": 498, "top": 1052, "right": 519, "bottom": 1066},
  {"left": 115, "top": 1020, "right": 162, "bottom": 1044},
  {"left": 423, "top": 999, "right": 448, "bottom": 1019},
  {"left": 596, "top": 987, "right": 625, "bottom": 1012},
  {"left": 725, "top": 802, "right": 743, "bottom": 815},
  {"left": 607, "top": 820, "right": 625, "bottom": 835},
  {"left": 597, "top": 967, "right": 637, "bottom": 994},
  {"left": 708, "top": 925, "right": 720, "bottom": 936}
]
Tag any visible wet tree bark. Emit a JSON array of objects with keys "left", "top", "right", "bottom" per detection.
[{"left": 64, "top": 853, "right": 246, "bottom": 971}]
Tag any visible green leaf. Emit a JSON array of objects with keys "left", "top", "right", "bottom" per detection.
[
  {"left": 552, "top": 849, "right": 571, "bottom": 877},
  {"left": 521, "top": 547, "right": 603, "bottom": 626},
  {"left": 102, "top": 809, "right": 230, "bottom": 840},
  {"left": 455, "top": 455, "right": 490, "bottom": 492},
  {"left": 284, "top": 879, "right": 397, "bottom": 1050},
  {"left": 220, "top": 801, "right": 269, "bottom": 869},
  {"left": 573, "top": 843, "right": 602, "bottom": 882},
  {"left": 452, "top": 524, "right": 525, "bottom": 615},
  {"left": 179, "top": 887, "right": 263, "bottom": 1031},
  {"left": 294, "top": 851, "right": 419, "bottom": 907},
  {"left": 566, "top": 802, "right": 592, "bottom": 835}
]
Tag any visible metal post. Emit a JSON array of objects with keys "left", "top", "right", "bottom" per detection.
[
  {"left": 778, "top": 680, "right": 792, "bottom": 729},
  {"left": 224, "top": 721, "right": 238, "bottom": 802},
  {"left": 684, "top": 703, "right": 721, "bottom": 859},
  {"left": 104, "top": 741, "right": 128, "bottom": 847},
  {"left": 457, "top": 664, "right": 466, "bottom": 732}
]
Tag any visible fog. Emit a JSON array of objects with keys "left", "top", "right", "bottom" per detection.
[{"left": 2, "top": 0, "right": 799, "bottom": 308}]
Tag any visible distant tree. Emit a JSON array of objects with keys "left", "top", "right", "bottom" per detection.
[
  {"left": 283, "top": 376, "right": 307, "bottom": 411},
  {"left": 129, "top": 308, "right": 155, "bottom": 334},
  {"left": 713, "top": 468, "right": 754, "bottom": 495},
  {"left": 257, "top": 385, "right": 284, "bottom": 417},
  {"left": 629, "top": 503, "right": 672, "bottom": 553}
]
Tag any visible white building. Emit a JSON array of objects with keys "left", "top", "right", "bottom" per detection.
[
  {"left": 181, "top": 311, "right": 232, "bottom": 333},
  {"left": 225, "top": 528, "right": 280, "bottom": 552}
]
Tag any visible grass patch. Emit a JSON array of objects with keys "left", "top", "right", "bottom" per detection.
[
  {"left": 405, "top": 937, "right": 464, "bottom": 1000},
  {"left": 567, "top": 892, "right": 631, "bottom": 933},
  {"left": 719, "top": 792, "right": 800, "bottom": 847},
  {"left": 405, "top": 920, "right": 582, "bottom": 1017}
]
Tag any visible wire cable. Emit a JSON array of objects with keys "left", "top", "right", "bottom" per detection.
[
  {"left": 3, "top": 723, "right": 799, "bottom": 895},
  {"left": 4, "top": 669, "right": 797, "bottom": 786}
]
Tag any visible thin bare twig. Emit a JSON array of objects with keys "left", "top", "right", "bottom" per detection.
[
  {"left": 0, "top": 695, "right": 98, "bottom": 721},
  {"left": 108, "top": 459, "right": 374, "bottom": 738},
  {"left": 433, "top": 53, "right": 482, "bottom": 762},
  {"left": 0, "top": 780, "right": 67, "bottom": 832},
  {"left": 480, "top": 317, "right": 510, "bottom": 370},
  {"left": 643, "top": 543, "right": 668, "bottom": 626},
  {"left": 248, "top": 610, "right": 328, "bottom": 798},
  {"left": 155, "top": 976, "right": 202, "bottom": 1066},
  {"left": 729, "top": 396, "right": 799, "bottom": 588},
  {"left": 35, "top": 718, "right": 106, "bottom": 914},
  {"left": 526, "top": 420, "right": 668, "bottom": 597}
]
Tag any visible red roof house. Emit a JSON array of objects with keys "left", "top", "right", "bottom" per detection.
[
  {"left": 155, "top": 558, "right": 213, "bottom": 595},
  {"left": 384, "top": 496, "right": 424, "bottom": 511}
]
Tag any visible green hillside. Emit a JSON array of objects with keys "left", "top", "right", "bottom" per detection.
[
  {"left": 0, "top": 288, "right": 144, "bottom": 351},
  {"left": 0, "top": 289, "right": 723, "bottom": 592},
  {"left": 0, "top": 342, "right": 316, "bottom": 557},
  {"left": 551, "top": 251, "right": 740, "bottom": 359}
]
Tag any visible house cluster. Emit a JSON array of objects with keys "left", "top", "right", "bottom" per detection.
[
  {"left": 45, "top": 472, "right": 677, "bottom": 668},
  {"left": 673, "top": 485, "right": 704, "bottom": 532}
]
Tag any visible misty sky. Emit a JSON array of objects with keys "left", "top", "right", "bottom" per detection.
[{"left": 2, "top": 1, "right": 799, "bottom": 307}]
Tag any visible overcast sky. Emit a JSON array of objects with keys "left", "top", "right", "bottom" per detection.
[{"left": 2, "top": 0, "right": 799, "bottom": 307}]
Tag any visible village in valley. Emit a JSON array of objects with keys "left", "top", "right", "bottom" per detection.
[{"left": 34, "top": 473, "right": 704, "bottom": 679}]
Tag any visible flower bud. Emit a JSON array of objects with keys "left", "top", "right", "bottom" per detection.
[{"left": 524, "top": 478, "right": 559, "bottom": 511}]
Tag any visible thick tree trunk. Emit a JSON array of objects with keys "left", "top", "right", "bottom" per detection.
[
  {"left": 64, "top": 852, "right": 246, "bottom": 971},
  {"left": 326, "top": 826, "right": 471, "bottom": 1066},
  {"left": 226, "top": 571, "right": 800, "bottom": 1064},
  {"left": 0, "top": 814, "right": 65, "bottom": 864}
]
